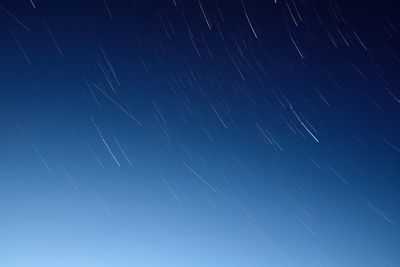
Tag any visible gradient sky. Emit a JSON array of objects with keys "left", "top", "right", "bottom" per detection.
[{"left": 0, "top": 0, "right": 399, "bottom": 266}]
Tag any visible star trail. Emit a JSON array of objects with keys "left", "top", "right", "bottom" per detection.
[{"left": 0, "top": 0, "right": 399, "bottom": 266}]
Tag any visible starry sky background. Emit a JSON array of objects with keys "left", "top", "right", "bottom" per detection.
[{"left": 0, "top": 0, "right": 400, "bottom": 266}]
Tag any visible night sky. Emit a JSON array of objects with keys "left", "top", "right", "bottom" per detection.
[{"left": 1, "top": 0, "right": 400, "bottom": 266}]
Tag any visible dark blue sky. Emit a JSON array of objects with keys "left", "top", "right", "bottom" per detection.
[{"left": 0, "top": 0, "right": 399, "bottom": 266}]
